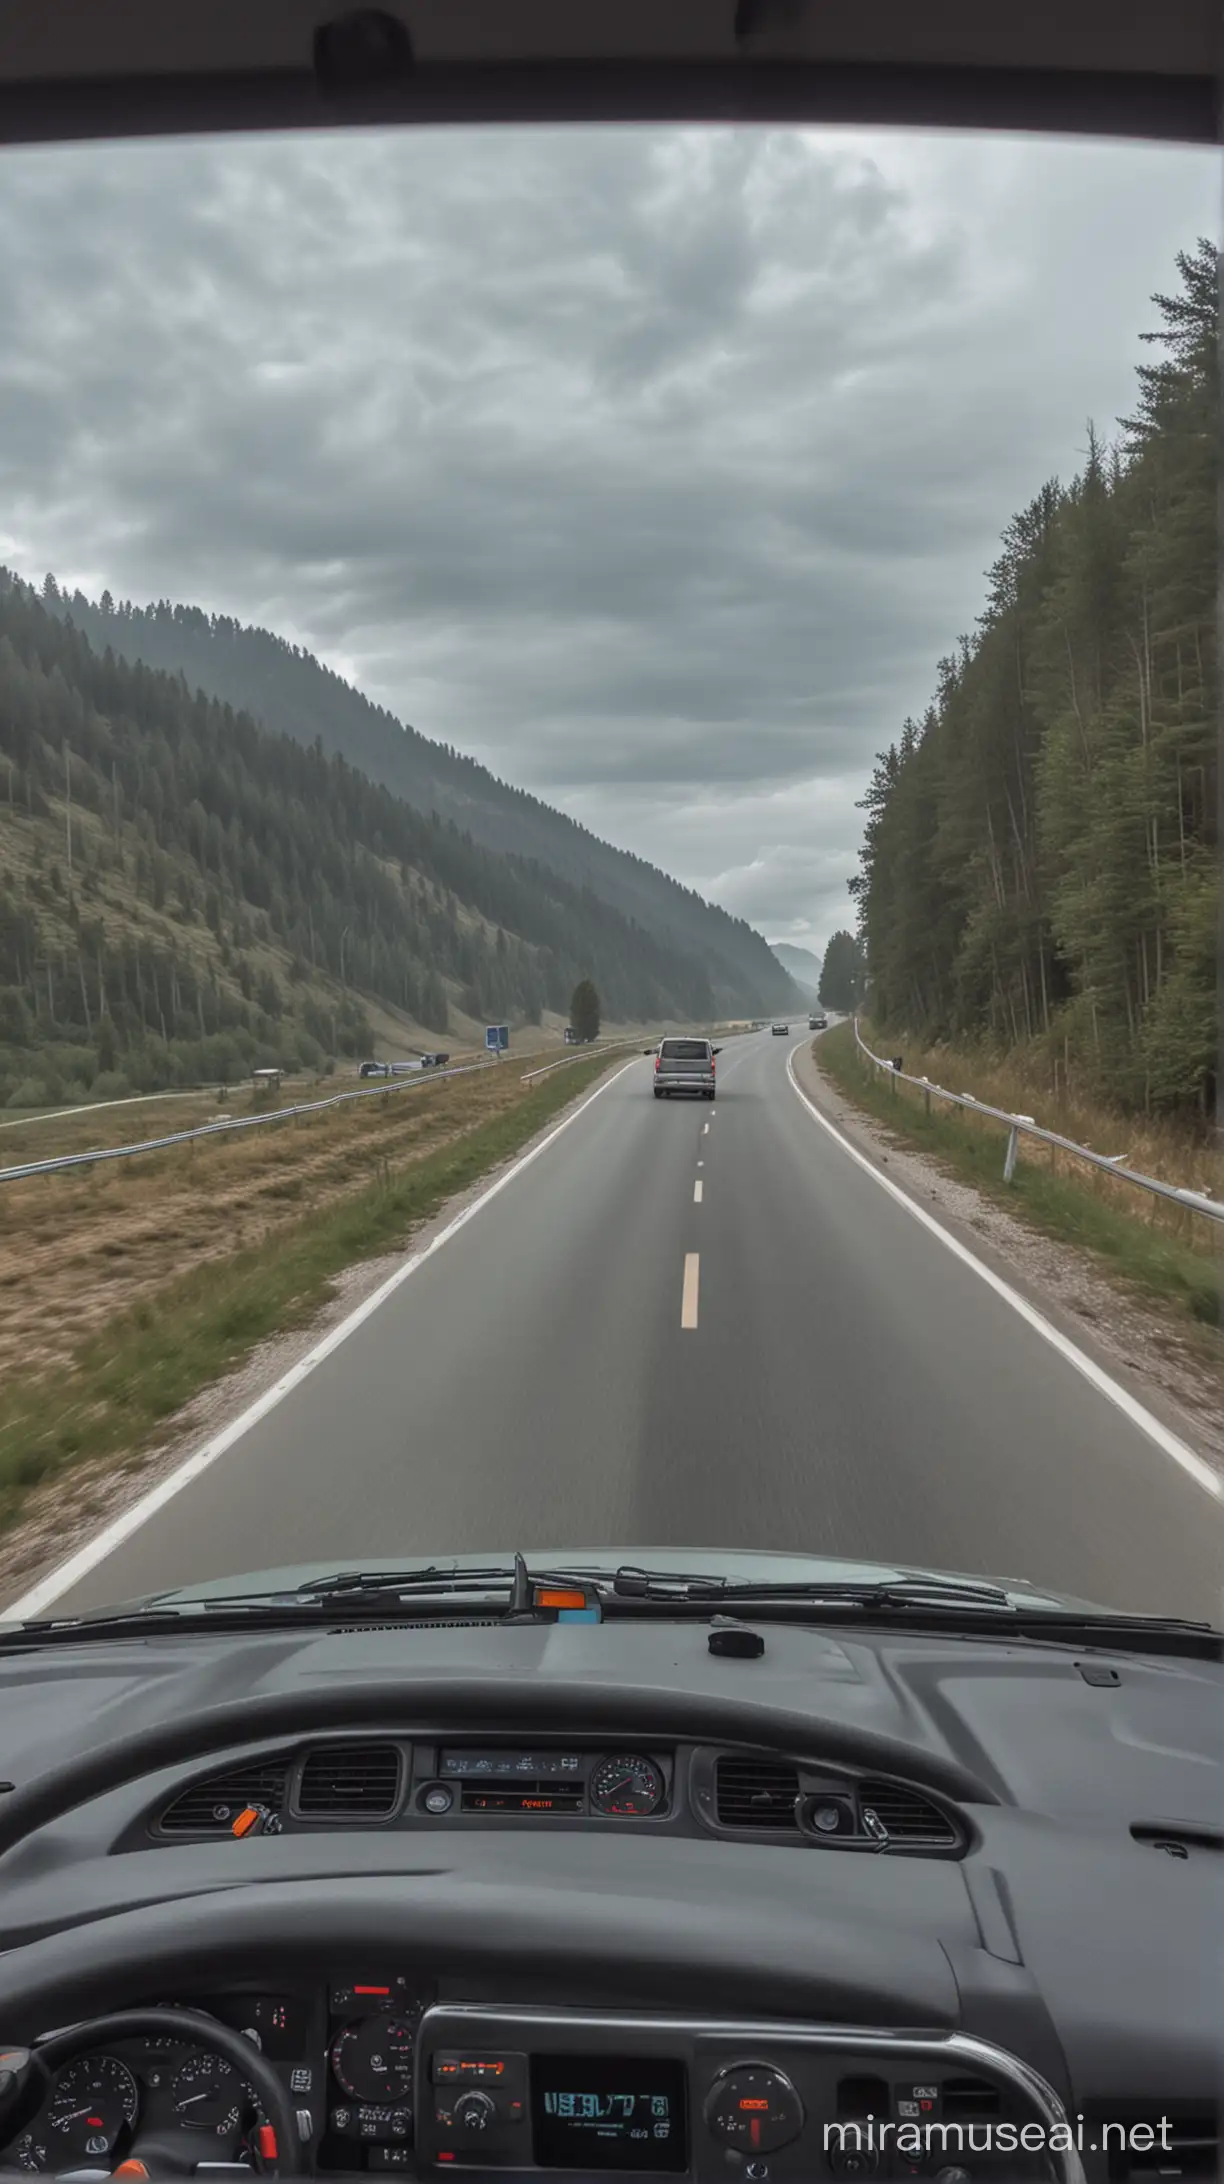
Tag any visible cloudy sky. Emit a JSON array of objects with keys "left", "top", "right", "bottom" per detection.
[{"left": 0, "top": 124, "right": 1216, "bottom": 960}]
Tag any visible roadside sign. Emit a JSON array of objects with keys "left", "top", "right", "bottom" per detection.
[{"left": 485, "top": 1024, "right": 510, "bottom": 1054}]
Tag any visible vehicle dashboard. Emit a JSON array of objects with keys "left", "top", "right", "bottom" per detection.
[{"left": 0, "top": 1619, "right": 1219, "bottom": 2183}]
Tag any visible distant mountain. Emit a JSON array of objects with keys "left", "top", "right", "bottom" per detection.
[
  {"left": 37, "top": 579, "right": 796, "bottom": 1018},
  {"left": 770, "top": 943, "right": 822, "bottom": 994},
  {"left": 0, "top": 573, "right": 784, "bottom": 1108}
]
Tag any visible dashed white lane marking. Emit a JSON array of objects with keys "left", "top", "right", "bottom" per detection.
[
  {"left": 694, "top": 1180, "right": 703, "bottom": 1204},
  {"left": 702, "top": 1122, "right": 710, "bottom": 1135},
  {"left": 784, "top": 1042, "right": 1222, "bottom": 1502},
  {"left": 681, "top": 1253, "right": 700, "bottom": 1329}
]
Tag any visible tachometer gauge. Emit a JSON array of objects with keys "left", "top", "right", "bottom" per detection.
[
  {"left": 331, "top": 2018, "right": 415, "bottom": 2104},
  {"left": 171, "top": 2053, "right": 253, "bottom": 2134},
  {"left": 36, "top": 2056, "right": 139, "bottom": 2166},
  {"left": 589, "top": 1753, "right": 664, "bottom": 1816}
]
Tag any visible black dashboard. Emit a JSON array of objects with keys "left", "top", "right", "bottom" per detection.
[{"left": 0, "top": 1616, "right": 1219, "bottom": 2184}]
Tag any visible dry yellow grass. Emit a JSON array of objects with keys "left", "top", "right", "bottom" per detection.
[{"left": 0, "top": 1050, "right": 552, "bottom": 1384}]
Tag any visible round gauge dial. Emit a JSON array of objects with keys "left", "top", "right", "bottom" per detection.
[
  {"left": 171, "top": 2052, "right": 253, "bottom": 2134},
  {"left": 19, "top": 2055, "right": 140, "bottom": 2169},
  {"left": 331, "top": 2017, "right": 416, "bottom": 2105},
  {"left": 589, "top": 1753, "right": 665, "bottom": 1817}
]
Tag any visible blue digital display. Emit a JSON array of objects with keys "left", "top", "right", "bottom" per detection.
[{"left": 531, "top": 2057, "right": 687, "bottom": 2171}]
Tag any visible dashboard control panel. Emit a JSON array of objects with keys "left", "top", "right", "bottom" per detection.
[
  {"left": 413, "top": 1749, "right": 672, "bottom": 1820},
  {"left": 415, "top": 2006, "right": 1052, "bottom": 2181}
]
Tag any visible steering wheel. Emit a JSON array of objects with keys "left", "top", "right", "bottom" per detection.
[{"left": 0, "top": 2010, "right": 302, "bottom": 2181}]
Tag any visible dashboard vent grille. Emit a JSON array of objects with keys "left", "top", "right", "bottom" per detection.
[
  {"left": 858, "top": 1780, "right": 959, "bottom": 1846},
  {"left": 158, "top": 1762, "right": 289, "bottom": 1836},
  {"left": 298, "top": 1742, "right": 402, "bottom": 1818},
  {"left": 1098, "top": 2113, "right": 1218, "bottom": 2180},
  {"left": 715, "top": 1756, "right": 800, "bottom": 1831}
]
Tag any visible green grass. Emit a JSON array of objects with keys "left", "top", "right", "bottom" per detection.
[
  {"left": 817, "top": 1023, "right": 1221, "bottom": 1336},
  {"left": 0, "top": 1050, "right": 618, "bottom": 1541}
]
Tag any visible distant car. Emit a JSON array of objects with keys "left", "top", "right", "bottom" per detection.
[
  {"left": 359, "top": 1060, "right": 390, "bottom": 1078},
  {"left": 652, "top": 1036, "right": 720, "bottom": 1099},
  {"left": 419, "top": 1051, "right": 451, "bottom": 1068},
  {"left": 809, "top": 1014, "right": 828, "bottom": 1031},
  {"left": 771, "top": 1022, "right": 789, "bottom": 1036}
]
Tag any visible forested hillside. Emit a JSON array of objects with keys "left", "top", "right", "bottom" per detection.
[
  {"left": 0, "top": 580, "right": 745, "bottom": 1105},
  {"left": 37, "top": 579, "right": 793, "bottom": 1014},
  {"left": 851, "top": 241, "right": 1217, "bottom": 1124}
]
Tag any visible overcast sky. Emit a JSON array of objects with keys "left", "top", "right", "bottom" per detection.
[{"left": 0, "top": 125, "right": 1216, "bottom": 960}]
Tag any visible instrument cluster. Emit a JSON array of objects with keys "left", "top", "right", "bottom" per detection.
[{"left": 3, "top": 1981, "right": 433, "bottom": 2177}]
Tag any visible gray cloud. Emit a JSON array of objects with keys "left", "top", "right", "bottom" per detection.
[{"left": 0, "top": 123, "right": 1215, "bottom": 962}]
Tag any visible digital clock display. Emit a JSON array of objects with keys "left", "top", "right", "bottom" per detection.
[{"left": 531, "top": 2057, "right": 687, "bottom": 2171}]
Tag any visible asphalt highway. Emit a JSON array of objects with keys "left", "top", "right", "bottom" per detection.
[{"left": 32, "top": 1031, "right": 1224, "bottom": 1621}]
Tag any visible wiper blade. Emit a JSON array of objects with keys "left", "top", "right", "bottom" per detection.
[
  {"left": 293, "top": 1565, "right": 518, "bottom": 1597},
  {"left": 610, "top": 1566, "right": 1014, "bottom": 1607}
]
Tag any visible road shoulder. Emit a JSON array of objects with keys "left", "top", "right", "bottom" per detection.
[
  {"left": 0, "top": 1052, "right": 636, "bottom": 1615},
  {"left": 792, "top": 1039, "right": 1224, "bottom": 1487}
]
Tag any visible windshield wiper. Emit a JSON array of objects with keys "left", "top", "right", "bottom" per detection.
[{"left": 609, "top": 1566, "right": 1015, "bottom": 1607}]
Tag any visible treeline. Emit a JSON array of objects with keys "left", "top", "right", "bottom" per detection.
[
  {"left": 818, "top": 931, "right": 865, "bottom": 1013},
  {"left": 40, "top": 578, "right": 793, "bottom": 1013},
  {"left": 0, "top": 579, "right": 723, "bottom": 1102},
  {"left": 851, "top": 241, "right": 1217, "bottom": 1123}
]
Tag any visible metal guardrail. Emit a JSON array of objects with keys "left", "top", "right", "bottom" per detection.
[
  {"left": 851, "top": 1019, "right": 1223, "bottom": 1225},
  {"left": 0, "top": 1057, "right": 497, "bottom": 1186},
  {"left": 519, "top": 1040, "right": 634, "bottom": 1084}
]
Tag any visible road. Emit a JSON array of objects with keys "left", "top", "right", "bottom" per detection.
[{"left": 26, "top": 1032, "right": 1224, "bottom": 1622}]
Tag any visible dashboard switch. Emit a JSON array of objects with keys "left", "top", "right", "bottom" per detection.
[{"left": 453, "top": 2090, "right": 496, "bottom": 2132}]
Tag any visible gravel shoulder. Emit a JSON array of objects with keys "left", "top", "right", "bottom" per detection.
[{"left": 796, "top": 1039, "right": 1224, "bottom": 1488}]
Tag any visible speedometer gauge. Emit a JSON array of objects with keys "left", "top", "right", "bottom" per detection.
[
  {"left": 331, "top": 2018, "right": 416, "bottom": 2105},
  {"left": 589, "top": 1754, "right": 664, "bottom": 1816},
  {"left": 15, "top": 2055, "right": 140, "bottom": 2170},
  {"left": 172, "top": 2053, "right": 252, "bottom": 2134}
]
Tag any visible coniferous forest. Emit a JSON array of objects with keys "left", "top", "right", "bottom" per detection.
[
  {"left": 0, "top": 577, "right": 788, "bottom": 1106},
  {"left": 851, "top": 241, "right": 1218, "bottom": 1126}
]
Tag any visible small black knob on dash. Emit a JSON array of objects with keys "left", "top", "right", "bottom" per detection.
[{"left": 708, "top": 1620, "right": 765, "bottom": 1659}]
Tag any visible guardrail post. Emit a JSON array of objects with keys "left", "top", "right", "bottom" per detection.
[{"left": 1003, "top": 1124, "right": 1019, "bottom": 1183}]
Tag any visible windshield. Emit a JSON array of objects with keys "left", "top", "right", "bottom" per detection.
[{"left": 0, "top": 118, "right": 1219, "bottom": 1632}]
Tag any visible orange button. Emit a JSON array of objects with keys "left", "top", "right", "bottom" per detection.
[
  {"left": 231, "top": 1807, "right": 261, "bottom": 1838},
  {"left": 113, "top": 2162, "right": 149, "bottom": 2178},
  {"left": 534, "top": 1588, "right": 587, "bottom": 1609},
  {"left": 256, "top": 2126, "right": 278, "bottom": 2161}
]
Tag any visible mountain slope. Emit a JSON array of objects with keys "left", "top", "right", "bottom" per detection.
[
  {"left": 0, "top": 576, "right": 757, "bottom": 1106},
  {"left": 37, "top": 579, "right": 796, "bottom": 1014},
  {"left": 770, "top": 943, "right": 822, "bottom": 994}
]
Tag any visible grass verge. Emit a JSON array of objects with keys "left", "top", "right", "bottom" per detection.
[
  {"left": 816, "top": 1023, "right": 1221, "bottom": 1337},
  {"left": 0, "top": 1048, "right": 619, "bottom": 1542}
]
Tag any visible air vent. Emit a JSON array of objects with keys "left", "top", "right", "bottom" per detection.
[
  {"left": 297, "top": 1742, "right": 402, "bottom": 1819},
  {"left": 715, "top": 1755, "right": 800, "bottom": 1831},
  {"left": 858, "top": 1780, "right": 959, "bottom": 1847},
  {"left": 1102, "top": 2113, "right": 1218, "bottom": 2181},
  {"left": 330, "top": 1620, "right": 502, "bottom": 1634},
  {"left": 158, "top": 1762, "right": 289, "bottom": 1836},
  {"left": 941, "top": 2079, "right": 1001, "bottom": 2122}
]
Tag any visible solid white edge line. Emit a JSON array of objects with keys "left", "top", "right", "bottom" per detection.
[
  {"left": 785, "top": 1042, "right": 1222, "bottom": 1502},
  {"left": 2, "top": 1056, "right": 643, "bottom": 1621}
]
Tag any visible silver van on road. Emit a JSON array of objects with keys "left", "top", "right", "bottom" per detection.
[{"left": 651, "top": 1035, "right": 720, "bottom": 1099}]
